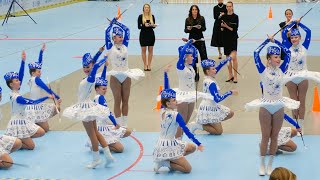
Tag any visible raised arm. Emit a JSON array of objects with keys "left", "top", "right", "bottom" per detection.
[
  {"left": 253, "top": 39, "right": 269, "bottom": 74},
  {"left": 209, "top": 82, "right": 232, "bottom": 103},
  {"left": 38, "top": 50, "right": 43, "bottom": 64},
  {"left": 176, "top": 113, "right": 201, "bottom": 146},
  {"left": 274, "top": 39, "right": 291, "bottom": 73},
  {"left": 177, "top": 40, "right": 193, "bottom": 70},
  {"left": 299, "top": 22, "right": 311, "bottom": 50},
  {"left": 164, "top": 72, "right": 170, "bottom": 89},
  {"left": 92, "top": 50, "right": 102, "bottom": 64},
  {"left": 97, "top": 95, "right": 117, "bottom": 126},
  {"left": 105, "top": 23, "right": 113, "bottom": 50},
  {"left": 16, "top": 96, "right": 48, "bottom": 105},
  {"left": 34, "top": 77, "right": 60, "bottom": 99},
  {"left": 216, "top": 56, "right": 232, "bottom": 73},
  {"left": 19, "top": 52, "right": 26, "bottom": 85},
  {"left": 87, "top": 56, "right": 107, "bottom": 83},
  {"left": 114, "top": 20, "right": 130, "bottom": 47}
]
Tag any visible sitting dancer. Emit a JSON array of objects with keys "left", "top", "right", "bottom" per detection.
[
  {"left": 4, "top": 51, "right": 47, "bottom": 150},
  {"left": 153, "top": 65, "right": 204, "bottom": 173},
  {"left": 25, "top": 44, "right": 61, "bottom": 132},
  {"left": 189, "top": 53, "right": 238, "bottom": 135}
]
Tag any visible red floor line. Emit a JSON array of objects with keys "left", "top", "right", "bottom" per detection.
[{"left": 107, "top": 135, "right": 144, "bottom": 180}]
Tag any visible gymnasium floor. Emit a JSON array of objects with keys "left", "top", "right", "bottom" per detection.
[{"left": 0, "top": 1, "right": 320, "bottom": 179}]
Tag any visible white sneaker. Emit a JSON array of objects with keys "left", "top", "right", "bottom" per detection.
[
  {"left": 103, "top": 147, "right": 115, "bottom": 167},
  {"left": 104, "top": 156, "right": 115, "bottom": 168},
  {"left": 87, "top": 158, "right": 102, "bottom": 169},
  {"left": 122, "top": 116, "right": 128, "bottom": 127}
]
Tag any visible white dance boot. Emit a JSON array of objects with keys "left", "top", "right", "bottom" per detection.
[
  {"left": 259, "top": 156, "right": 266, "bottom": 176},
  {"left": 116, "top": 116, "right": 123, "bottom": 127},
  {"left": 87, "top": 151, "right": 102, "bottom": 169},
  {"left": 122, "top": 116, "right": 128, "bottom": 127},
  {"left": 188, "top": 122, "right": 203, "bottom": 133},
  {"left": 103, "top": 146, "right": 115, "bottom": 167},
  {"left": 267, "top": 155, "right": 274, "bottom": 176},
  {"left": 154, "top": 161, "right": 170, "bottom": 173}
]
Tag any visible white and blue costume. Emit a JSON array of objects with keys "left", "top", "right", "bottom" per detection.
[
  {"left": 196, "top": 58, "right": 233, "bottom": 124},
  {"left": 105, "top": 18, "right": 144, "bottom": 83},
  {"left": 86, "top": 66, "right": 126, "bottom": 148},
  {"left": 282, "top": 22, "right": 320, "bottom": 84},
  {"left": 153, "top": 76, "right": 201, "bottom": 162},
  {"left": 245, "top": 39, "right": 300, "bottom": 114},
  {"left": 63, "top": 52, "right": 112, "bottom": 122},
  {"left": 4, "top": 61, "right": 49, "bottom": 138},
  {"left": 172, "top": 40, "right": 210, "bottom": 103},
  {"left": 260, "top": 82, "right": 299, "bottom": 146},
  {"left": 0, "top": 86, "right": 17, "bottom": 157},
  {"left": 25, "top": 48, "right": 59, "bottom": 123}
]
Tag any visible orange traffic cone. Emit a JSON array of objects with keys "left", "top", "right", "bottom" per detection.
[
  {"left": 268, "top": 6, "right": 273, "bottom": 19},
  {"left": 153, "top": 85, "right": 163, "bottom": 111},
  {"left": 312, "top": 86, "right": 320, "bottom": 112}
]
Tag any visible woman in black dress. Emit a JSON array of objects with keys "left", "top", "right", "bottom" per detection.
[
  {"left": 279, "top": 9, "right": 296, "bottom": 60},
  {"left": 184, "top": 5, "right": 207, "bottom": 81},
  {"left": 211, "top": 0, "right": 227, "bottom": 59},
  {"left": 221, "top": 1, "right": 239, "bottom": 83},
  {"left": 138, "top": 3, "right": 157, "bottom": 71}
]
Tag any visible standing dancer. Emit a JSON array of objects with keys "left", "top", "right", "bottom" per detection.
[
  {"left": 86, "top": 65, "right": 132, "bottom": 153},
  {"left": 174, "top": 39, "right": 202, "bottom": 139},
  {"left": 245, "top": 36, "right": 299, "bottom": 176},
  {"left": 105, "top": 17, "right": 145, "bottom": 127},
  {"left": 210, "top": 0, "right": 227, "bottom": 59},
  {"left": 25, "top": 44, "right": 61, "bottom": 132},
  {"left": 282, "top": 20, "right": 313, "bottom": 135},
  {"left": 138, "top": 3, "right": 157, "bottom": 71},
  {"left": 4, "top": 51, "right": 47, "bottom": 150},
  {"left": 221, "top": 1, "right": 239, "bottom": 83},
  {"left": 189, "top": 54, "right": 237, "bottom": 135},
  {"left": 153, "top": 66, "right": 204, "bottom": 173},
  {"left": 63, "top": 48, "right": 115, "bottom": 169},
  {"left": 184, "top": 5, "right": 207, "bottom": 81},
  {"left": 260, "top": 83, "right": 300, "bottom": 154}
]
